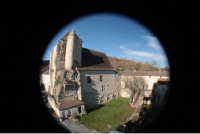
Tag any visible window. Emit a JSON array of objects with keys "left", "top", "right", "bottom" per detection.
[
  {"left": 102, "top": 85, "right": 105, "bottom": 91},
  {"left": 62, "top": 112, "right": 65, "bottom": 118},
  {"left": 146, "top": 85, "right": 148, "bottom": 89},
  {"left": 162, "top": 87, "right": 164, "bottom": 92},
  {"left": 87, "top": 76, "right": 91, "bottom": 83},
  {"left": 78, "top": 106, "right": 81, "bottom": 114},
  {"left": 100, "top": 75, "right": 103, "bottom": 82}
]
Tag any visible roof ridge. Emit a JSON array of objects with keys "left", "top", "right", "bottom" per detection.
[{"left": 82, "top": 47, "right": 106, "bottom": 54}]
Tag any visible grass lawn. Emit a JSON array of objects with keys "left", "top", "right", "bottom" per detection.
[{"left": 79, "top": 97, "right": 135, "bottom": 133}]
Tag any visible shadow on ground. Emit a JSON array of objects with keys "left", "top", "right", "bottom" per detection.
[{"left": 86, "top": 104, "right": 105, "bottom": 114}]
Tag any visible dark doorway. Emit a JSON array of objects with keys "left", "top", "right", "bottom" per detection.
[{"left": 78, "top": 106, "right": 81, "bottom": 114}]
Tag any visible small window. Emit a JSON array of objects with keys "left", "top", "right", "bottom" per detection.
[
  {"left": 102, "top": 85, "right": 105, "bottom": 91},
  {"left": 100, "top": 75, "right": 103, "bottom": 82},
  {"left": 78, "top": 106, "right": 81, "bottom": 114},
  {"left": 87, "top": 76, "right": 91, "bottom": 83}
]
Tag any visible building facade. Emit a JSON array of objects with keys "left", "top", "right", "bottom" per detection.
[{"left": 46, "top": 28, "right": 118, "bottom": 118}]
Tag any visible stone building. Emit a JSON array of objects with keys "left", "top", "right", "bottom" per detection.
[
  {"left": 41, "top": 28, "right": 170, "bottom": 118},
  {"left": 47, "top": 28, "right": 119, "bottom": 118},
  {"left": 121, "top": 71, "right": 170, "bottom": 106},
  {"left": 121, "top": 71, "right": 170, "bottom": 98},
  {"left": 151, "top": 78, "right": 169, "bottom": 105},
  {"left": 56, "top": 99, "right": 85, "bottom": 119}
]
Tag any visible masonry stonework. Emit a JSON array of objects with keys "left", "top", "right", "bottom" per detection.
[{"left": 80, "top": 70, "right": 118, "bottom": 110}]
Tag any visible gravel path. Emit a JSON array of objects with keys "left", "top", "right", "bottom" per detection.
[{"left": 63, "top": 118, "right": 99, "bottom": 133}]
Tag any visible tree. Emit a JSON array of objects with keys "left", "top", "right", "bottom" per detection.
[
  {"left": 141, "top": 62, "right": 152, "bottom": 71},
  {"left": 151, "top": 60, "right": 160, "bottom": 71},
  {"left": 123, "top": 76, "right": 147, "bottom": 104},
  {"left": 134, "top": 62, "right": 142, "bottom": 71},
  {"left": 162, "top": 66, "right": 170, "bottom": 71}
]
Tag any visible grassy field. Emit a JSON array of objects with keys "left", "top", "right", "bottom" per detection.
[{"left": 79, "top": 97, "right": 135, "bottom": 133}]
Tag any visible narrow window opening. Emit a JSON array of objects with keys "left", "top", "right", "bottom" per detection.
[
  {"left": 102, "top": 85, "right": 105, "bottom": 91},
  {"left": 78, "top": 106, "right": 81, "bottom": 114},
  {"left": 100, "top": 75, "right": 103, "bottom": 82},
  {"left": 87, "top": 76, "right": 91, "bottom": 83}
]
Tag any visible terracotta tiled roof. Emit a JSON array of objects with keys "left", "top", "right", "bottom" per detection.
[
  {"left": 157, "top": 78, "right": 168, "bottom": 81},
  {"left": 80, "top": 48, "right": 114, "bottom": 71},
  {"left": 121, "top": 71, "right": 170, "bottom": 76},
  {"left": 56, "top": 99, "right": 84, "bottom": 110}
]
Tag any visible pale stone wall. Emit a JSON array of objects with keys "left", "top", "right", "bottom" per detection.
[
  {"left": 143, "top": 90, "right": 152, "bottom": 97},
  {"left": 48, "top": 97, "right": 60, "bottom": 117},
  {"left": 121, "top": 88, "right": 131, "bottom": 98},
  {"left": 59, "top": 104, "right": 85, "bottom": 118},
  {"left": 121, "top": 75, "right": 169, "bottom": 90},
  {"left": 80, "top": 70, "right": 117, "bottom": 110},
  {"left": 50, "top": 51, "right": 53, "bottom": 95},
  {"left": 42, "top": 74, "right": 50, "bottom": 92},
  {"left": 65, "top": 34, "right": 82, "bottom": 70},
  {"left": 65, "top": 34, "right": 74, "bottom": 70},
  {"left": 73, "top": 35, "right": 82, "bottom": 67}
]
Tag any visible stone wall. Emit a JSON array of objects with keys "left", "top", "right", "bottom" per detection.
[
  {"left": 56, "top": 39, "right": 67, "bottom": 71},
  {"left": 121, "top": 75, "right": 169, "bottom": 91},
  {"left": 59, "top": 105, "right": 85, "bottom": 118},
  {"left": 80, "top": 70, "right": 118, "bottom": 110},
  {"left": 53, "top": 69, "right": 81, "bottom": 104},
  {"left": 48, "top": 97, "right": 60, "bottom": 117},
  {"left": 73, "top": 35, "right": 82, "bottom": 67},
  {"left": 156, "top": 85, "right": 169, "bottom": 105},
  {"left": 115, "top": 74, "right": 121, "bottom": 97},
  {"left": 42, "top": 74, "right": 50, "bottom": 92},
  {"left": 65, "top": 34, "right": 82, "bottom": 70}
]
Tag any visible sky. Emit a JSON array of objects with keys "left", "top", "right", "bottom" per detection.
[{"left": 42, "top": 13, "right": 170, "bottom": 68}]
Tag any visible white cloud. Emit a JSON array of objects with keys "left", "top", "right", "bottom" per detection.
[
  {"left": 119, "top": 44, "right": 168, "bottom": 63},
  {"left": 143, "top": 36, "right": 164, "bottom": 52}
]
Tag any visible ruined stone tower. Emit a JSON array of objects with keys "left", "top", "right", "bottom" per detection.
[{"left": 65, "top": 28, "right": 83, "bottom": 70}]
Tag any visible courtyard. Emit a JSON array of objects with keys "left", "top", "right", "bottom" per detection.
[{"left": 78, "top": 97, "right": 135, "bottom": 133}]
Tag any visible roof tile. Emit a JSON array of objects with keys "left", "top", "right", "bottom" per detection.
[{"left": 56, "top": 99, "right": 84, "bottom": 110}]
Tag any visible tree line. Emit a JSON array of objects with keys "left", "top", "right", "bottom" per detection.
[
  {"left": 108, "top": 57, "right": 169, "bottom": 72},
  {"left": 40, "top": 57, "right": 170, "bottom": 72}
]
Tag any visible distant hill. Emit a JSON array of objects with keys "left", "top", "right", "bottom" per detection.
[{"left": 40, "top": 60, "right": 49, "bottom": 71}]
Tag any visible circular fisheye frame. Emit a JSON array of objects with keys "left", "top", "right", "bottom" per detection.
[{"left": 40, "top": 13, "right": 170, "bottom": 133}]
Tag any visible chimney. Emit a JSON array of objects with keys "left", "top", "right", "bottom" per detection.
[{"left": 159, "top": 68, "right": 161, "bottom": 73}]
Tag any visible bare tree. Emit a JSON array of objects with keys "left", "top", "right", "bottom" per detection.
[{"left": 123, "top": 76, "right": 147, "bottom": 104}]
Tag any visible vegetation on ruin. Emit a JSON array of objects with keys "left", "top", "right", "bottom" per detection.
[
  {"left": 65, "top": 79, "right": 75, "bottom": 85},
  {"left": 79, "top": 97, "right": 135, "bottom": 133}
]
